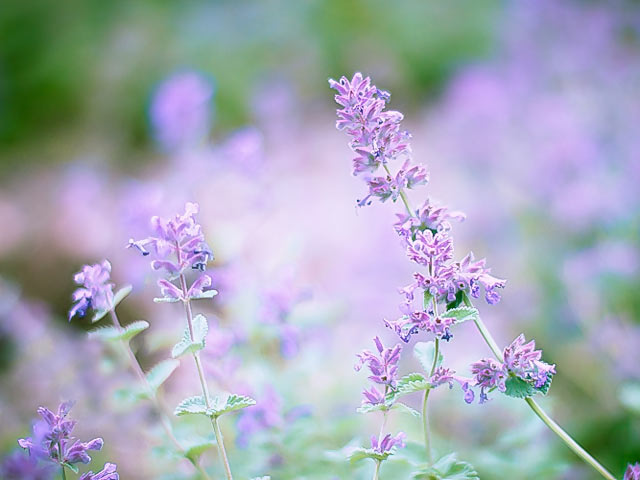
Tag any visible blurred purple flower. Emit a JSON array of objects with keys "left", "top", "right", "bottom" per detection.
[
  {"left": 236, "top": 386, "right": 282, "bottom": 448},
  {"left": 625, "top": 463, "right": 640, "bottom": 480},
  {"left": 0, "top": 450, "right": 54, "bottom": 480},
  {"left": 69, "top": 261, "right": 114, "bottom": 320},
  {"left": 150, "top": 71, "right": 214, "bottom": 151}
]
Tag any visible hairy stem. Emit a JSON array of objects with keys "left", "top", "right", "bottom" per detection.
[
  {"left": 373, "top": 459, "right": 381, "bottom": 480},
  {"left": 109, "top": 310, "right": 212, "bottom": 480},
  {"left": 179, "top": 273, "right": 233, "bottom": 480}
]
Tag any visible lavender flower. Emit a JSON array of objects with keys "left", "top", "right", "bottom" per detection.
[
  {"left": 429, "top": 367, "right": 475, "bottom": 404},
  {"left": 236, "top": 386, "right": 282, "bottom": 448},
  {"left": 471, "top": 334, "right": 555, "bottom": 403},
  {"left": 18, "top": 402, "right": 103, "bottom": 468},
  {"left": 329, "top": 73, "right": 427, "bottom": 207},
  {"left": 394, "top": 198, "right": 466, "bottom": 238},
  {"left": 79, "top": 463, "right": 119, "bottom": 480},
  {"left": 625, "top": 463, "right": 640, "bottom": 480},
  {"left": 127, "top": 202, "right": 214, "bottom": 300},
  {"left": 355, "top": 336, "right": 402, "bottom": 389},
  {"left": 370, "top": 432, "right": 406, "bottom": 455},
  {"left": 69, "top": 261, "right": 114, "bottom": 320}
]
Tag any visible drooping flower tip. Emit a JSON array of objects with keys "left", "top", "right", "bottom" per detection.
[
  {"left": 79, "top": 462, "right": 119, "bottom": 480},
  {"left": 625, "top": 463, "right": 640, "bottom": 480},
  {"left": 69, "top": 261, "right": 114, "bottom": 321}
]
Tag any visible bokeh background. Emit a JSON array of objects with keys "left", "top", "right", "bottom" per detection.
[{"left": 1, "top": 1, "right": 639, "bottom": 479}]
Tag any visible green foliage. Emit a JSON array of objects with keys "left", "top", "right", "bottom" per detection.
[
  {"left": 174, "top": 394, "right": 256, "bottom": 419},
  {"left": 395, "top": 373, "right": 430, "bottom": 396},
  {"left": 145, "top": 359, "right": 180, "bottom": 393},
  {"left": 62, "top": 462, "right": 79, "bottom": 474},
  {"left": 414, "top": 341, "right": 443, "bottom": 372},
  {"left": 153, "top": 296, "right": 181, "bottom": 303},
  {"left": 181, "top": 436, "right": 217, "bottom": 463},
  {"left": 412, "top": 453, "right": 479, "bottom": 479},
  {"left": 88, "top": 320, "right": 149, "bottom": 343},
  {"left": 503, "top": 374, "right": 553, "bottom": 399},
  {"left": 619, "top": 382, "right": 640, "bottom": 415},
  {"left": 171, "top": 314, "right": 208, "bottom": 358},
  {"left": 356, "top": 401, "right": 420, "bottom": 417},
  {"left": 349, "top": 447, "right": 391, "bottom": 464},
  {"left": 441, "top": 305, "right": 479, "bottom": 324}
]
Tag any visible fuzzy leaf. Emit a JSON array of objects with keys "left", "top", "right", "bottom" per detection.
[
  {"left": 182, "top": 437, "right": 216, "bottom": 463},
  {"left": 113, "top": 285, "right": 133, "bottom": 309},
  {"left": 356, "top": 403, "right": 390, "bottom": 414},
  {"left": 442, "top": 306, "right": 479, "bottom": 324},
  {"left": 392, "top": 402, "right": 421, "bottom": 417},
  {"left": 349, "top": 447, "right": 391, "bottom": 464},
  {"left": 395, "top": 373, "right": 430, "bottom": 396},
  {"left": 62, "top": 462, "right": 79, "bottom": 474},
  {"left": 146, "top": 359, "right": 180, "bottom": 393},
  {"left": 88, "top": 320, "right": 149, "bottom": 343},
  {"left": 171, "top": 315, "right": 208, "bottom": 358},
  {"left": 175, "top": 394, "right": 256, "bottom": 419},
  {"left": 414, "top": 342, "right": 443, "bottom": 372},
  {"left": 413, "top": 453, "right": 479, "bottom": 479},
  {"left": 190, "top": 289, "right": 218, "bottom": 300},
  {"left": 504, "top": 376, "right": 535, "bottom": 399},
  {"left": 91, "top": 309, "right": 109, "bottom": 323},
  {"left": 175, "top": 396, "right": 208, "bottom": 416},
  {"left": 153, "top": 297, "right": 181, "bottom": 303}
]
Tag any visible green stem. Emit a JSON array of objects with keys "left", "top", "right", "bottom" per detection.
[
  {"left": 109, "top": 310, "right": 212, "bottom": 480},
  {"left": 179, "top": 273, "right": 233, "bottom": 480},
  {"left": 462, "top": 295, "right": 615, "bottom": 480},
  {"left": 212, "top": 416, "right": 234, "bottom": 480},
  {"left": 60, "top": 464, "right": 66, "bottom": 480},
  {"left": 422, "top": 388, "right": 432, "bottom": 463},
  {"left": 525, "top": 398, "right": 615, "bottom": 480},
  {"left": 373, "top": 459, "right": 381, "bottom": 480}
]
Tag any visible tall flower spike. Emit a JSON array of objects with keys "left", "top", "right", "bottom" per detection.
[{"left": 69, "top": 261, "right": 114, "bottom": 320}]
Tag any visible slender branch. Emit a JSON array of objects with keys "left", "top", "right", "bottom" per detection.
[
  {"left": 179, "top": 272, "right": 233, "bottom": 480},
  {"left": 60, "top": 463, "right": 67, "bottom": 480},
  {"left": 373, "top": 459, "right": 381, "bottom": 480},
  {"left": 108, "top": 310, "right": 212, "bottom": 480},
  {"left": 421, "top": 388, "right": 432, "bottom": 463}
]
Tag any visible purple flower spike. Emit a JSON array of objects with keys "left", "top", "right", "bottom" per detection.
[
  {"left": 0, "top": 451, "right": 54, "bottom": 480},
  {"left": 355, "top": 337, "right": 402, "bottom": 389},
  {"left": 69, "top": 261, "right": 114, "bottom": 320},
  {"left": 625, "top": 463, "right": 640, "bottom": 480},
  {"left": 128, "top": 202, "right": 214, "bottom": 299},
  {"left": 471, "top": 358, "right": 508, "bottom": 403},
  {"left": 503, "top": 334, "right": 556, "bottom": 388},
  {"left": 79, "top": 463, "right": 119, "bottom": 480},
  {"left": 395, "top": 198, "right": 466, "bottom": 239},
  {"left": 370, "top": 432, "right": 406, "bottom": 454}
]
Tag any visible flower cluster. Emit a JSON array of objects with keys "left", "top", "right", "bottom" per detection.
[
  {"left": 370, "top": 432, "right": 406, "bottom": 455},
  {"left": 471, "top": 334, "right": 556, "bottom": 403},
  {"left": 128, "top": 202, "right": 214, "bottom": 300},
  {"left": 329, "top": 73, "right": 428, "bottom": 207},
  {"left": 79, "top": 463, "right": 119, "bottom": 480},
  {"left": 69, "top": 261, "right": 114, "bottom": 320},
  {"left": 355, "top": 336, "right": 402, "bottom": 405},
  {"left": 429, "top": 367, "right": 475, "bottom": 404},
  {"left": 394, "top": 198, "right": 466, "bottom": 237},
  {"left": 0, "top": 450, "right": 54, "bottom": 480},
  {"left": 625, "top": 463, "right": 640, "bottom": 480},
  {"left": 17, "top": 402, "right": 115, "bottom": 477}
]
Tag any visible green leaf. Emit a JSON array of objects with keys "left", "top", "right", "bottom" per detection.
[
  {"left": 190, "top": 289, "right": 218, "bottom": 300},
  {"left": 146, "top": 359, "right": 180, "bottom": 393},
  {"left": 395, "top": 373, "right": 430, "bottom": 396},
  {"left": 414, "top": 342, "right": 443, "bottom": 372},
  {"left": 113, "top": 285, "right": 133, "bottom": 309},
  {"left": 182, "top": 437, "right": 216, "bottom": 463},
  {"left": 171, "top": 315, "right": 208, "bottom": 358},
  {"left": 392, "top": 402, "right": 420, "bottom": 417},
  {"left": 88, "top": 320, "right": 149, "bottom": 343},
  {"left": 349, "top": 447, "right": 391, "bottom": 464},
  {"left": 619, "top": 382, "right": 640, "bottom": 415},
  {"left": 504, "top": 376, "right": 535, "bottom": 399},
  {"left": 175, "top": 394, "right": 256, "bottom": 419},
  {"left": 356, "top": 403, "right": 390, "bottom": 414},
  {"left": 62, "top": 463, "right": 79, "bottom": 474},
  {"left": 91, "top": 309, "right": 109, "bottom": 323},
  {"left": 534, "top": 373, "right": 553, "bottom": 396},
  {"left": 413, "top": 453, "right": 479, "bottom": 479},
  {"left": 445, "top": 291, "right": 465, "bottom": 310},
  {"left": 442, "top": 305, "right": 479, "bottom": 324}
]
